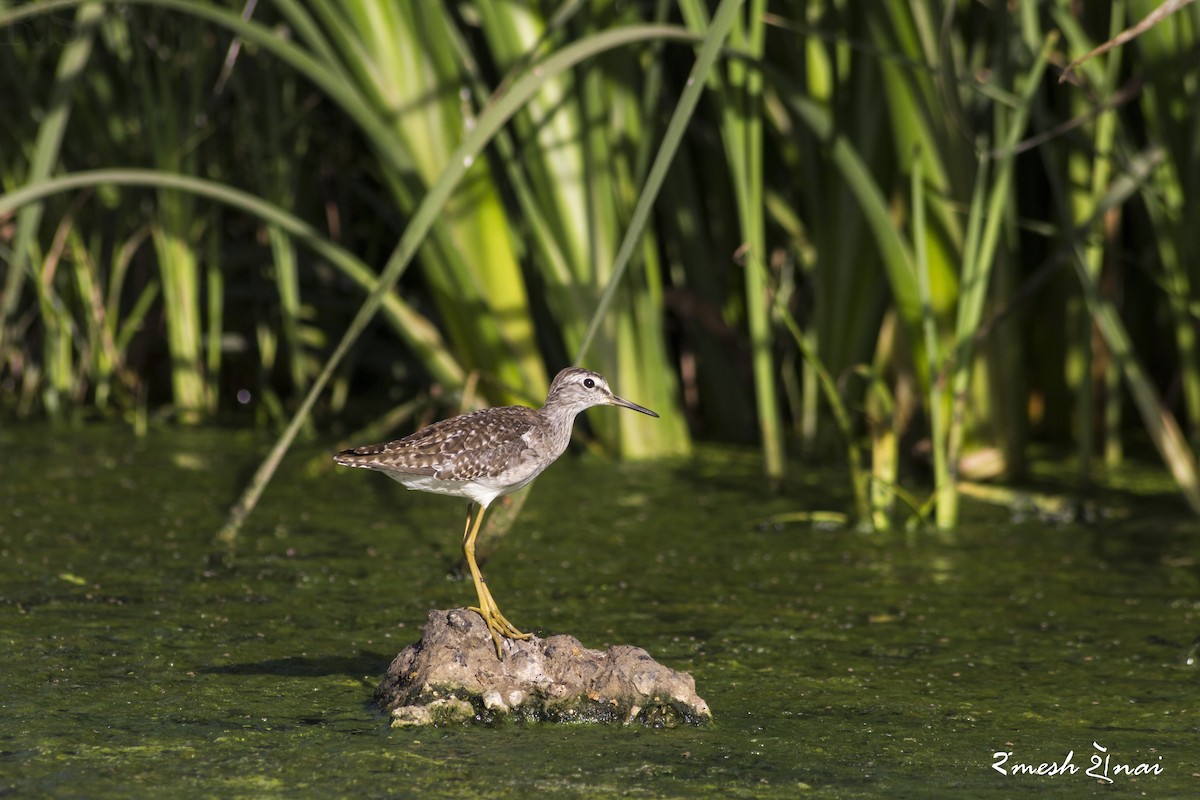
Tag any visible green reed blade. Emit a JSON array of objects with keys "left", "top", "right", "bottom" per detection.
[
  {"left": 0, "top": 169, "right": 465, "bottom": 391},
  {"left": 216, "top": 23, "right": 705, "bottom": 541},
  {"left": 0, "top": 2, "right": 102, "bottom": 386}
]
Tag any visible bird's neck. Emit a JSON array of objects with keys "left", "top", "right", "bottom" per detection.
[{"left": 539, "top": 402, "right": 582, "bottom": 428}]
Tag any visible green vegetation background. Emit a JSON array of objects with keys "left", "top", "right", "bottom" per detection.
[{"left": 3, "top": 0, "right": 1199, "bottom": 529}]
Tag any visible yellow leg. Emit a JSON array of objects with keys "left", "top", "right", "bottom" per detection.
[{"left": 461, "top": 502, "right": 531, "bottom": 658}]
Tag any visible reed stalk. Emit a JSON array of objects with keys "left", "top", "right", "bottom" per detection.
[
  {"left": 913, "top": 154, "right": 948, "bottom": 525},
  {"left": 1055, "top": 4, "right": 1128, "bottom": 483},
  {"left": 1127, "top": 0, "right": 1200, "bottom": 451},
  {"left": 2, "top": 2, "right": 103, "bottom": 413},
  {"left": 680, "top": 0, "right": 781, "bottom": 476}
]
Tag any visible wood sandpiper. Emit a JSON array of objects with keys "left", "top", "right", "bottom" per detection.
[{"left": 333, "top": 367, "right": 659, "bottom": 658}]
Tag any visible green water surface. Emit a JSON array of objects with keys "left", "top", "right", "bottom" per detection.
[{"left": 1, "top": 424, "right": 1197, "bottom": 798}]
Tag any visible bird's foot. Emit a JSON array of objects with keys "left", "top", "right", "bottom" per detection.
[
  {"left": 470, "top": 606, "right": 532, "bottom": 640},
  {"left": 470, "top": 586, "right": 532, "bottom": 658}
]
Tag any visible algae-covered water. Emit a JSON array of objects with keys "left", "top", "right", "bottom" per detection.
[{"left": 2, "top": 423, "right": 1198, "bottom": 798}]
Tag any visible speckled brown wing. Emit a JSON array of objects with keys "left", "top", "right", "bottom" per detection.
[{"left": 334, "top": 406, "right": 541, "bottom": 479}]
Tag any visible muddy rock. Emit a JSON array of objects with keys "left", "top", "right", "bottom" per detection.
[{"left": 375, "top": 609, "right": 712, "bottom": 727}]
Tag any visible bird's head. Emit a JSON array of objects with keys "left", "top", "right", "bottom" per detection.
[{"left": 544, "top": 367, "right": 659, "bottom": 418}]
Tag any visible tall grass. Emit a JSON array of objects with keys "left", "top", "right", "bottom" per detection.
[
  {"left": 3, "top": 1, "right": 1200, "bottom": 531},
  {"left": 1128, "top": 0, "right": 1200, "bottom": 453}
]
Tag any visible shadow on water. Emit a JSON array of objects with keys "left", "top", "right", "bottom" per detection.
[
  {"left": 2, "top": 425, "right": 1198, "bottom": 798},
  {"left": 198, "top": 652, "right": 393, "bottom": 679}
]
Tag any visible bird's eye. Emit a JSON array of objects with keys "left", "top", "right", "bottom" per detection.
[{"left": 583, "top": 378, "right": 596, "bottom": 389}]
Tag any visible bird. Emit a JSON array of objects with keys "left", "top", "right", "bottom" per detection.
[{"left": 333, "top": 367, "right": 659, "bottom": 658}]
